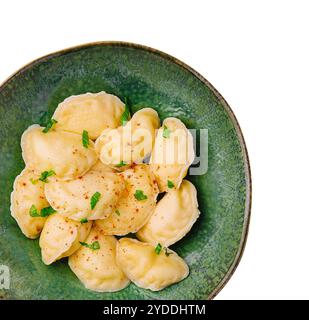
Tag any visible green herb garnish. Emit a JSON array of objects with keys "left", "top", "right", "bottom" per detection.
[
  {"left": 82, "top": 130, "right": 89, "bottom": 148},
  {"left": 79, "top": 241, "right": 100, "bottom": 250},
  {"left": 30, "top": 178, "right": 38, "bottom": 185},
  {"left": 167, "top": 180, "right": 175, "bottom": 189},
  {"left": 29, "top": 205, "right": 56, "bottom": 218},
  {"left": 40, "top": 206, "right": 56, "bottom": 217},
  {"left": 164, "top": 247, "right": 173, "bottom": 257},
  {"left": 29, "top": 205, "right": 40, "bottom": 217},
  {"left": 115, "top": 160, "right": 127, "bottom": 167},
  {"left": 155, "top": 243, "right": 162, "bottom": 255},
  {"left": 120, "top": 98, "right": 131, "bottom": 126},
  {"left": 163, "top": 125, "right": 171, "bottom": 138},
  {"left": 115, "top": 209, "right": 121, "bottom": 216},
  {"left": 42, "top": 118, "right": 58, "bottom": 133},
  {"left": 80, "top": 218, "right": 88, "bottom": 224},
  {"left": 90, "top": 192, "right": 101, "bottom": 210},
  {"left": 38, "top": 170, "right": 56, "bottom": 183},
  {"left": 134, "top": 190, "right": 148, "bottom": 201}
]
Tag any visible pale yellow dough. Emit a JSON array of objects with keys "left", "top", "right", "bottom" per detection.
[
  {"left": 53, "top": 92, "right": 125, "bottom": 139},
  {"left": 137, "top": 180, "right": 199, "bottom": 247},
  {"left": 95, "top": 108, "right": 160, "bottom": 169},
  {"left": 44, "top": 161, "right": 125, "bottom": 221},
  {"left": 21, "top": 125, "right": 97, "bottom": 180},
  {"left": 150, "top": 117, "right": 194, "bottom": 192},
  {"left": 10, "top": 168, "right": 49, "bottom": 239},
  {"left": 68, "top": 226, "right": 130, "bottom": 292},
  {"left": 95, "top": 164, "right": 159, "bottom": 235},
  {"left": 39, "top": 214, "right": 92, "bottom": 265},
  {"left": 116, "top": 238, "right": 189, "bottom": 291}
]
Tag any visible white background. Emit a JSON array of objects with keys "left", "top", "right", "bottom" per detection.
[{"left": 1, "top": 0, "right": 308, "bottom": 300}]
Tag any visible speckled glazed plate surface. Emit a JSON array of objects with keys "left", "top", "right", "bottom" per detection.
[{"left": 0, "top": 42, "right": 251, "bottom": 300}]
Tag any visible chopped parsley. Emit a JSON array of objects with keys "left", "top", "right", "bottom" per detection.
[
  {"left": 29, "top": 205, "right": 56, "bottom": 218},
  {"left": 167, "top": 180, "right": 175, "bottom": 189},
  {"left": 40, "top": 206, "right": 56, "bottom": 217},
  {"left": 155, "top": 243, "right": 162, "bottom": 255},
  {"left": 79, "top": 241, "right": 100, "bottom": 250},
  {"left": 134, "top": 190, "right": 148, "bottom": 201},
  {"left": 115, "top": 160, "right": 127, "bottom": 167},
  {"left": 90, "top": 192, "right": 101, "bottom": 210},
  {"left": 38, "top": 170, "right": 56, "bottom": 183},
  {"left": 30, "top": 178, "right": 38, "bottom": 185},
  {"left": 115, "top": 209, "right": 121, "bottom": 216},
  {"left": 82, "top": 130, "right": 89, "bottom": 148},
  {"left": 42, "top": 118, "right": 58, "bottom": 133},
  {"left": 120, "top": 98, "right": 131, "bottom": 126},
  {"left": 164, "top": 247, "right": 173, "bottom": 257},
  {"left": 163, "top": 125, "right": 171, "bottom": 138},
  {"left": 80, "top": 218, "right": 88, "bottom": 224}
]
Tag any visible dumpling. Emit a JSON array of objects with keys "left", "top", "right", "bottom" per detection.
[
  {"left": 116, "top": 238, "right": 189, "bottom": 291},
  {"left": 150, "top": 117, "right": 194, "bottom": 192},
  {"left": 21, "top": 125, "right": 97, "bottom": 180},
  {"left": 95, "top": 164, "right": 159, "bottom": 235},
  {"left": 68, "top": 226, "right": 130, "bottom": 292},
  {"left": 10, "top": 168, "right": 49, "bottom": 239},
  {"left": 39, "top": 214, "right": 92, "bottom": 265},
  {"left": 137, "top": 180, "right": 200, "bottom": 246},
  {"left": 44, "top": 161, "right": 125, "bottom": 221},
  {"left": 53, "top": 92, "right": 125, "bottom": 139},
  {"left": 95, "top": 108, "right": 160, "bottom": 169}
]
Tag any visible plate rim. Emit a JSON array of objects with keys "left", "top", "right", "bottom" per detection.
[{"left": 0, "top": 41, "right": 252, "bottom": 300}]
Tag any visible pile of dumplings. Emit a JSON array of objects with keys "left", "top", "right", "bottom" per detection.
[{"left": 10, "top": 91, "right": 200, "bottom": 292}]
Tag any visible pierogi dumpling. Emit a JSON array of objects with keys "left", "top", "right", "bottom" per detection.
[
  {"left": 10, "top": 168, "right": 49, "bottom": 239},
  {"left": 44, "top": 161, "right": 125, "bottom": 221},
  {"left": 68, "top": 227, "right": 130, "bottom": 292},
  {"left": 39, "top": 214, "right": 92, "bottom": 265},
  {"left": 21, "top": 125, "right": 97, "bottom": 180},
  {"left": 150, "top": 118, "right": 194, "bottom": 192},
  {"left": 116, "top": 238, "right": 189, "bottom": 291},
  {"left": 53, "top": 92, "right": 125, "bottom": 139},
  {"left": 95, "top": 108, "right": 160, "bottom": 169},
  {"left": 95, "top": 164, "right": 159, "bottom": 235},
  {"left": 137, "top": 180, "right": 200, "bottom": 247}
]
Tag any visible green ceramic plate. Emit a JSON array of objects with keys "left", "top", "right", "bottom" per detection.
[{"left": 0, "top": 42, "right": 251, "bottom": 300}]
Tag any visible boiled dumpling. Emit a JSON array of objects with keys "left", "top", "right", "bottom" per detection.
[
  {"left": 68, "top": 226, "right": 130, "bottom": 292},
  {"left": 10, "top": 168, "right": 49, "bottom": 239},
  {"left": 53, "top": 92, "right": 125, "bottom": 139},
  {"left": 44, "top": 161, "right": 125, "bottom": 221},
  {"left": 150, "top": 118, "right": 194, "bottom": 192},
  {"left": 39, "top": 214, "right": 92, "bottom": 265},
  {"left": 116, "top": 238, "right": 189, "bottom": 291},
  {"left": 95, "top": 164, "right": 159, "bottom": 235},
  {"left": 95, "top": 108, "right": 160, "bottom": 169},
  {"left": 21, "top": 125, "right": 97, "bottom": 180},
  {"left": 137, "top": 180, "right": 200, "bottom": 246}
]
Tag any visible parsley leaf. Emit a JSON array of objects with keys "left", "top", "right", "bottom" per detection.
[
  {"left": 155, "top": 243, "right": 162, "bottom": 255},
  {"left": 79, "top": 241, "right": 100, "bottom": 250},
  {"left": 120, "top": 98, "right": 131, "bottom": 126},
  {"left": 80, "top": 218, "right": 88, "bottom": 224},
  {"left": 29, "top": 205, "right": 40, "bottom": 217},
  {"left": 164, "top": 247, "right": 173, "bottom": 257},
  {"left": 38, "top": 170, "right": 56, "bottom": 183},
  {"left": 115, "top": 209, "right": 121, "bottom": 216},
  {"left": 29, "top": 205, "right": 56, "bottom": 218},
  {"left": 167, "top": 180, "right": 175, "bottom": 189},
  {"left": 90, "top": 192, "right": 101, "bottom": 210},
  {"left": 40, "top": 206, "right": 56, "bottom": 217},
  {"left": 134, "top": 190, "right": 148, "bottom": 201},
  {"left": 163, "top": 125, "right": 171, "bottom": 138},
  {"left": 82, "top": 130, "right": 89, "bottom": 148},
  {"left": 115, "top": 160, "right": 127, "bottom": 167},
  {"left": 42, "top": 118, "right": 58, "bottom": 133}
]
